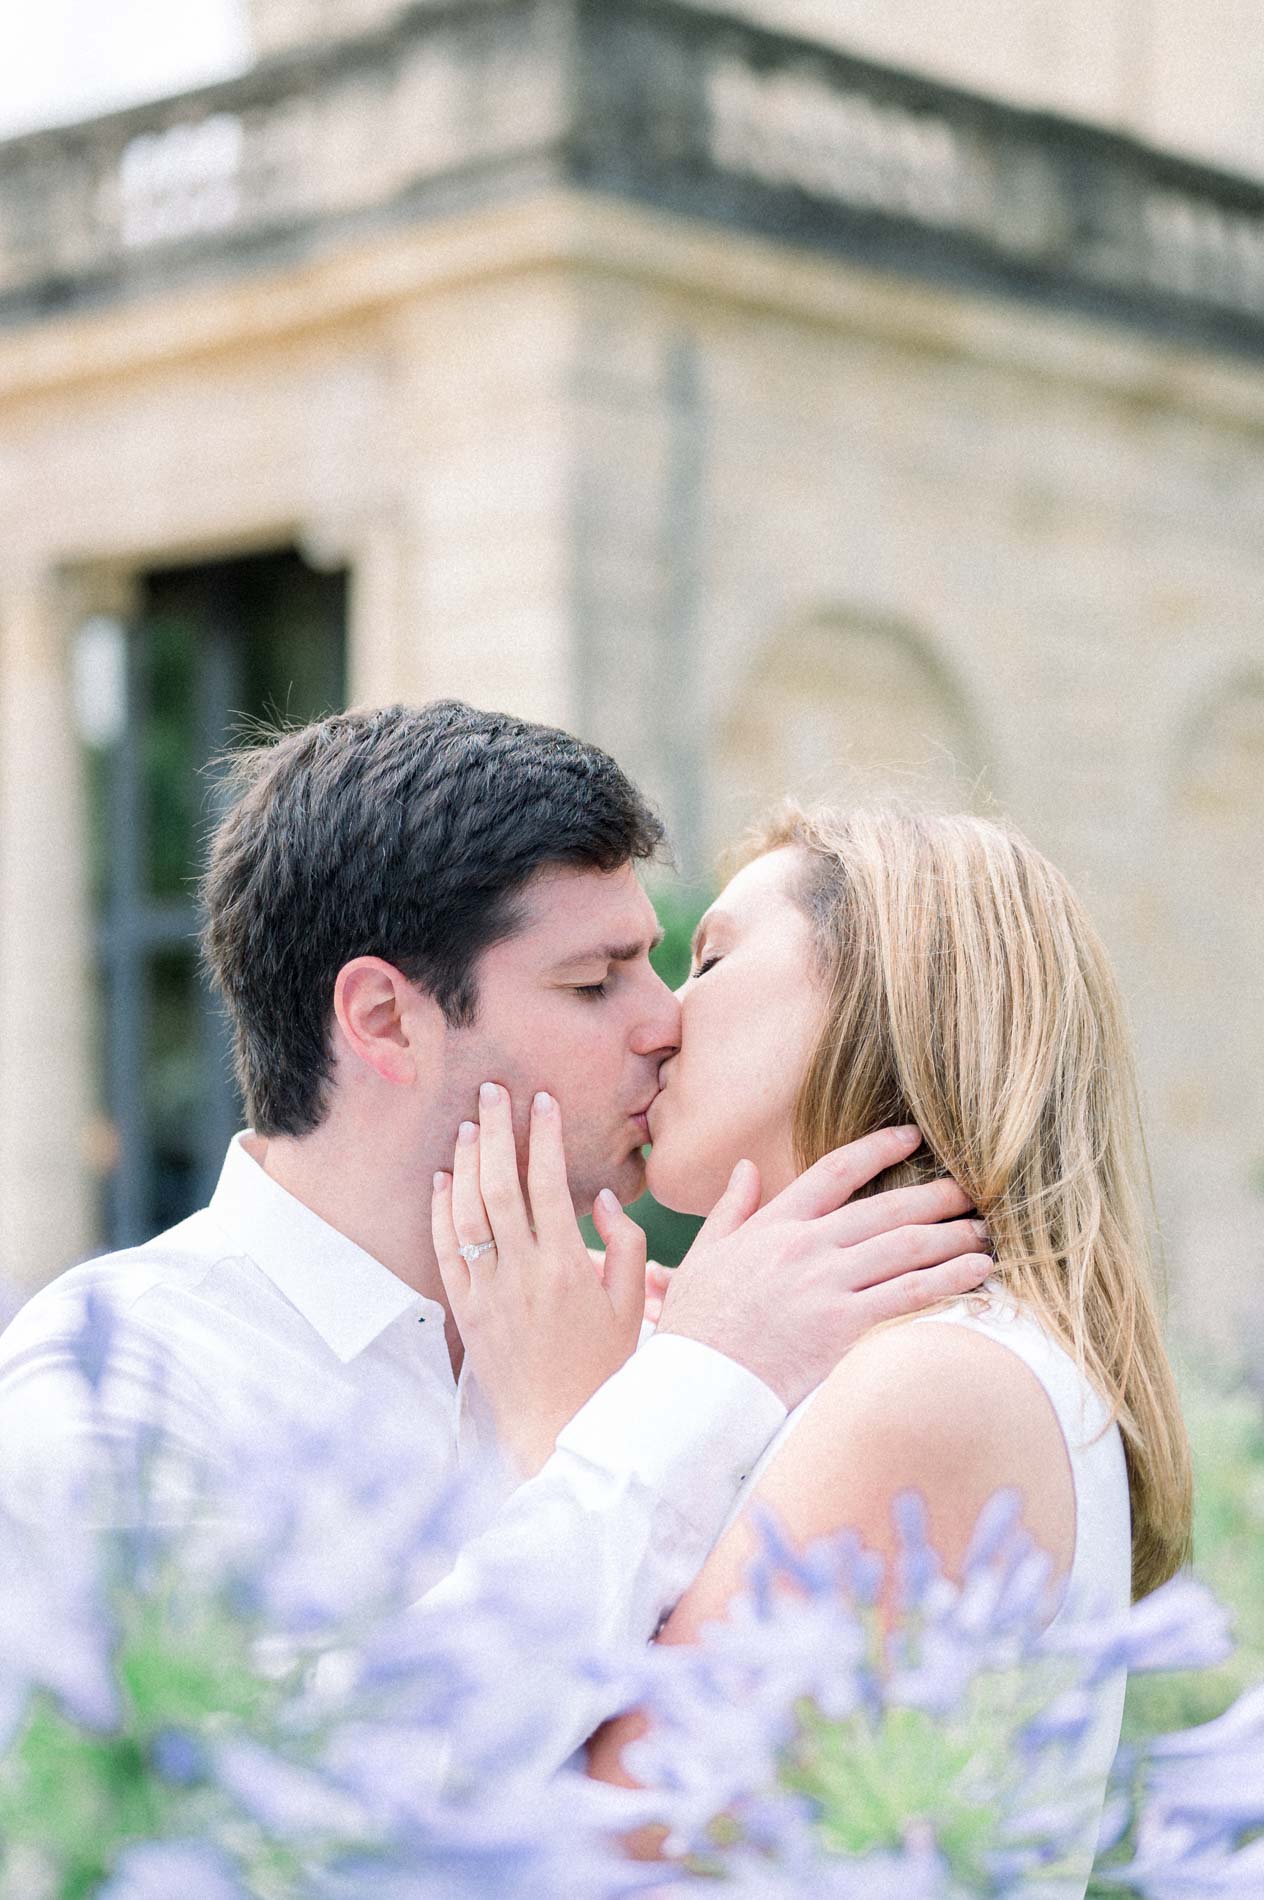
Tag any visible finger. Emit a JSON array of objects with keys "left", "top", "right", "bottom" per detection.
[
  {"left": 766, "top": 1125, "right": 923, "bottom": 1223},
  {"left": 828, "top": 1176, "right": 974, "bottom": 1247},
  {"left": 847, "top": 1218, "right": 992, "bottom": 1291},
  {"left": 430, "top": 1171, "right": 470, "bottom": 1314},
  {"left": 475, "top": 1081, "right": 533, "bottom": 1254},
  {"left": 451, "top": 1118, "right": 496, "bottom": 1280},
  {"left": 592, "top": 1189, "right": 648, "bottom": 1337},
  {"left": 643, "top": 1260, "right": 671, "bottom": 1326},
  {"left": 588, "top": 1247, "right": 659, "bottom": 1294},
  {"left": 525, "top": 1092, "right": 580, "bottom": 1247},
  {"left": 646, "top": 1261, "right": 672, "bottom": 1300},
  {"left": 850, "top": 1250, "right": 993, "bottom": 1328},
  {"left": 694, "top": 1158, "right": 762, "bottom": 1244}
]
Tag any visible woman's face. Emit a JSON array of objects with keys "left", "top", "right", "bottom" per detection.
[{"left": 645, "top": 846, "right": 827, "bottom": 1215}]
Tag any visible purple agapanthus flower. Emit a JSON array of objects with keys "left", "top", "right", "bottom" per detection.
[
  {"left": 1049, "top": 1574, "right": 1234, "bottom": 1684},
  {"left": 1108, "top": 1816, "right": 1264, "bottom": 1899},
  {"left": 3, "top": 1296, "right": 1264, "bottom": 1900},
  {"left": 1131, "top": 1681, "right": 1264, "bottom": 1838},
  {"left": 68, "top": 1279, "right": 119, "bottom": 1395},
  {"left": 0, "top": 1512, "right": 119, "bottom": 1733},
  {"left": 98, "top": 1840, "right": 253, "bottom": 1900}
]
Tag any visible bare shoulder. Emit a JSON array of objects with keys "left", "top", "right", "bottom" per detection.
[
  {"left": 752, "top": 1317, "right": 1076, "bottom": 1580},
  {"left": 818, "top": 1317, "right": 1053, "bottom": 1438},
  {"left": 659, "top": 1315, "right": 1077, "bottom": 1644}
]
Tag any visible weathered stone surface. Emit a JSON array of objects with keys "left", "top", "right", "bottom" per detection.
[{"left": 0, "top": 3, "right": 1259, "bottom": 1350}]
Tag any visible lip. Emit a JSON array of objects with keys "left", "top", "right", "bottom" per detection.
[{"left": 629, "top": 1085, "right": 662, "bottom": 1138}]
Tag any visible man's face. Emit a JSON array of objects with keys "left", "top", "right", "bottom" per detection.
[{"left": 435, "top": 863, "right": 680, "bottom": 1211}]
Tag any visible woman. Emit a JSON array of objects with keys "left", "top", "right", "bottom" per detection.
[
  {"left": 440, "top": 802, "right": 1193, "bottom": 1886},
  {"left": 588, "top": 804, "right": 1193, "bottom": 1882}
]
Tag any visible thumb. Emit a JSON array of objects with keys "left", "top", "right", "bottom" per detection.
[
  {"left": 645, "top": 1261, "right": 672, "bottom": 1300},
  {"left": 592, "top": 1189, "right": 648, "bottom": 1336},
  {"left": 697, "top": 1157, "right": 761, "bottom": 1243}
]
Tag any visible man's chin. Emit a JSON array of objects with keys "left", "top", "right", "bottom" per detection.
[
  {"left": 574, "top": 1140, "right": 650, "bottom": 1216},
  {"left": 586, "top": 1147, "right": 648, "bottom": 1213}
]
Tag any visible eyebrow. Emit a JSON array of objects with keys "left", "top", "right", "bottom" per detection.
[{"left": 549, "top": 928, "right": 665, "bottom": 974}]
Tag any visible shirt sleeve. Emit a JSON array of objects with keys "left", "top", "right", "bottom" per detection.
[{"left": 417, "top": 1332, "right": 786, "bottom": 1776}]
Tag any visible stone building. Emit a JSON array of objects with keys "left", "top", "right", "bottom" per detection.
[{"left": 0, "top": 0, "right": 1260, "bottom": 1349}]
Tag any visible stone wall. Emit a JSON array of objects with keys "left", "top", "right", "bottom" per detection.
[
  {"left": 563, "top": 214, "right": 1264, "bottom": 1354},
  {"left": 0, "top": 199, "right": 579, "bottom": 1286},
  {"left": 0, "top": 137, "right": 1259, "bottom": 1344}
]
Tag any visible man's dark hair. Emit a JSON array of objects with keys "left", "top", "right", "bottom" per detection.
[{"left": 200, "top": 701, "right": 667, "bottom": 1137}]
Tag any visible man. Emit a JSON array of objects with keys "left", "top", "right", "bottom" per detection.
[{"left": 0, "top": 701, "right": 988, "bottom": 1769}]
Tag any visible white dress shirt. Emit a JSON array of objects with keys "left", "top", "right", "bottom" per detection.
[{"left": 0, "top": 1134, "right": 786, "bottom": 1771}]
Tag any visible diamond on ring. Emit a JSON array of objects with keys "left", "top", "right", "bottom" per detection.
[{"left": 458, "top": 1240, "right": 497, "bottom": 1264}]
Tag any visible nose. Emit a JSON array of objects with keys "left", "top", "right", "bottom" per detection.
[{"left": 631, "top": 965, "right": 682, "bottom": 1061}]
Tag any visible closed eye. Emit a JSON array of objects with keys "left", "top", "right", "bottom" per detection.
[
  {"left": 690, "top": 955, "right": 720, "bottom": 980},
  {"left": 573, "top": 979, "right": 610, "bottom": 1000}
]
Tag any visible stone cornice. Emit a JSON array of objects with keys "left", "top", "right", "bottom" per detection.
[
  {"left": 6, "top": 191, "right": 1264, "bottom": 441},
  {"left": 3, "top": 0, "right": 1264, "bottom": 389}
]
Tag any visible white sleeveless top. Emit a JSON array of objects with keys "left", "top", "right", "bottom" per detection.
[{"left": 721, "top": 1288, "right": 1132, "bottom": 1897}]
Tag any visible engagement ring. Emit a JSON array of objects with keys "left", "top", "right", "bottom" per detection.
[{"left": 458, "top": 1240, "right": 497, "bottom": 1263}]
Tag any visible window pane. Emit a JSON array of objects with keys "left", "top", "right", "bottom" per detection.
[
  {"left": 143, "top": 604, "right": 201, "bottom": 901},
  {"left": 88, "top": 548, "right": 348, "bottom": 1249},
  {"left": 147, "top": 944, "right": 204, "bottom": 1235}
]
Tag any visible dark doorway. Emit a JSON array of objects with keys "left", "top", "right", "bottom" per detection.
[{"left": 83, "top": 548, "right": 348, "bottom": 1250}]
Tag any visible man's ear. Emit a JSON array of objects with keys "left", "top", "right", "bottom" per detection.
[{"left": 332, "top": 957, "right": 440, "bottom": 1088}]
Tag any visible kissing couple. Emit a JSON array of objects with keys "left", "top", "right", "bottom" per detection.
[{"left": 0, "top": 699, "right": 1191, "bottom": 1889}]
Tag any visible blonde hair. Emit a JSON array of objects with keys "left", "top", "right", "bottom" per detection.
[{"left": 748, "top": 803, "right": 1192, "bottom": 1600}]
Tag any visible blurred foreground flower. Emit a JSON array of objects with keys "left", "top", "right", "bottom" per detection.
[
  {"left": 603, "top": 1494, "right": 1242, "bottom": 1898},
  {"left": 0, "top": 1290, "right": 1259, "bottom": 1898}
]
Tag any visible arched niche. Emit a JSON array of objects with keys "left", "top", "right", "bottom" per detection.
[{"left": 709, "top": 609, "right": 987, "bottom": 860}]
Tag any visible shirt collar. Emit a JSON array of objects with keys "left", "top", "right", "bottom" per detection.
[{"left": 208, "top": 1133, "right": 443, "bottom": 1364}]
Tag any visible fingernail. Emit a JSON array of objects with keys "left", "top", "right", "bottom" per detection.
[
  {"left": 596, "top": 1188, "right": 619, "bottom": 1215},
  {"left": 971, "top": 1218, "right": 989, "bottom": 1240},
  {"left": 480, "top": 1081, "right": 500, "bottom": 1106},
  {"left": 433, "top": 1171, "right": 449, "bottom": 1190},
  {"left": 533, "top": 1091, "right": 554, "bottom": 1116},
  {"left": 458, "top": 1120, "right": 478, "bottom": 1145},
  {"left": 896, "top": 1125, "right": 922, "bottom": 1144}
]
